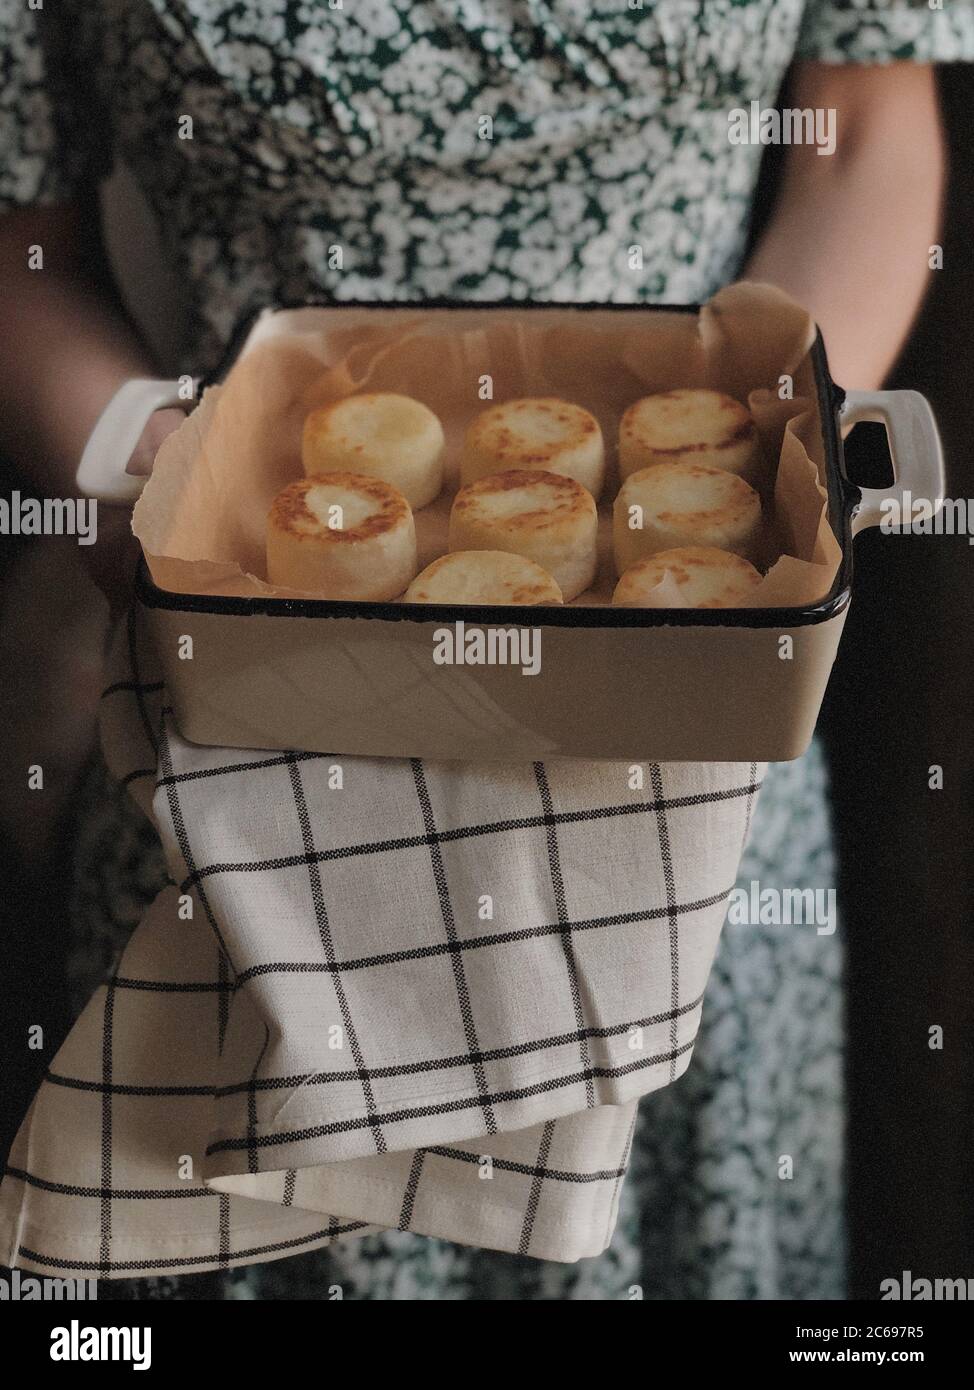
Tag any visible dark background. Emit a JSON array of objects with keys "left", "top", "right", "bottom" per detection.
[
  {"left": 1, "top": 66, "right": 972, "bottom": 1300},
  {"left": 821, "top": 65, "right": 974, "bottom": 1292}
]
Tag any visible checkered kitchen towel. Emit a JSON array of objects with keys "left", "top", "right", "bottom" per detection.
[{"left": 0, "top": 604, "right": 764, "bottom": 1277}]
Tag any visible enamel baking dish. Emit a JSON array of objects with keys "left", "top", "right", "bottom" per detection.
[{"left": 78, "top": 301, "right": 945, "bottom": 763}]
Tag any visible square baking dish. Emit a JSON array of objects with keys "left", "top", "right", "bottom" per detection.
[{"left": 80, "top": 300, "right": 945, "bottom": 763}]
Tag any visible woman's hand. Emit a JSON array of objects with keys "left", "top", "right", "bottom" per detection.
[
  {"left": 87, "top": 405, "right": 188, "bottom": 616},
  {"left": 124, "top": 405, "right": 188, "bottom": 477},
  {"left": 0, "top": 204, "right": 185, "bottom": 853},
  {"left": 0, "top": 202, "right": 186, "bottom": 613},
  {"left": 0, "top": 204, "right": 170, "bottom": 493}
]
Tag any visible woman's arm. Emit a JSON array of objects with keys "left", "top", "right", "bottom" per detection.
[
  {"left": 0, "top": 202, "right": 186, "bottom": 608},
  {"left": 744, "top": 62, "right": 945, "bottom": 390},
  {"left": 0, "top": 202, "right": 184, "bottom": 494}
]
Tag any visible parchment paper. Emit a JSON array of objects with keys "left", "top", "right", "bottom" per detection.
[{"left": 133, "top": 282, "right": 842, "bottom": 609}]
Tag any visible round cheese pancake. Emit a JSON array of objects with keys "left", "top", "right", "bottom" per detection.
[
  {"left": 267, "top": 472, "right": 417, "bottom": 601},
  {"left": 613, "top": 462, "right": 762, "bottom": 572},
  {"left": 613, "top": 547, "right": 762, "bottom": 609},
  {"left": 403, "top": 551, "right": 563, "bottom": 606},
  {"left": 619, "top": 389, "right": 760, "bottom": 482},
  {"left": 302, "top": 392, "right": 445, "bottom": 510},
  {"left": 449, "top": 469, "right": 598, "bottom": 601},
  {"left": 460, "top": 398, "right": 605, "bottom": 498}
]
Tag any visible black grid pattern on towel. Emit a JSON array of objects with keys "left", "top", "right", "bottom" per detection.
[
  {"left": 159, "top": 720, "right": 747, "bottom": 1160},
  {"left": 0, "top": 604, "right": 763, "bottom": 1276},
  {"left": 129, "top": 604, "right": 754, "bottom": 1180}
]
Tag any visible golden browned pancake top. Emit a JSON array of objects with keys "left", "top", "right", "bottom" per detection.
[
  {"left": 452, "top": 468, "right": 594, "bottom": 531},
  {"left": 269, "top": 472, "right": 410, "bottom": 545},
  {"left": 628, "top": 462, "right": 758, "bottom": 527},
  {"left": 467, "top": 398, "right": 599, "bottom": 463},
  {"left": 620, "top": 389, "right": 755, "bottom": 457}
]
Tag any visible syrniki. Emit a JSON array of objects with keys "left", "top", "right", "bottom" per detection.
[
  {"left": 619, "top": 389, "right": 760, "bottom": 483},
  {"left": 461, "top": 397, "right": 605, "bottom": 499},
  {"left": 302, "top": 392, "right": 445, "bottom": 510},
  {"left": 267, "top": 472, "right": 417, "bottom": 601},
  {"left": 614, "top": 461, "right": 763, "bottom": 572},
  {"left": 613, "top": 547, "right": 762, "bottom": 609},
  {"left": 403, "top": 550, "right": 563, "bottom": 606},
  {"left": 450, "top": 468, "right": 598, "bottom": 601}
]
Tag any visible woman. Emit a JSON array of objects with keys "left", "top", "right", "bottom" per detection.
[{"left": 0, "top": 1, "right": 966, "bottom": 1300}]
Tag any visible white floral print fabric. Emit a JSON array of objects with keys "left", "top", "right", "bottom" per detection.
[{"left": 2, "top": 2, "right": 971, "bottom": 375}]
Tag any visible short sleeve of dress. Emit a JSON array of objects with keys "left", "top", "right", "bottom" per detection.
[
  {"left": 0, "top": 6, "right": 112, "bottom": 211},
  {"left": 796, "top": 0, "right": 974, "bottom": 63}
]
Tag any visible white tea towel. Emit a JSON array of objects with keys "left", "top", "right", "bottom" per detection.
[{"left": 0, "top": 605, "right": 763, "bottom": 1275}]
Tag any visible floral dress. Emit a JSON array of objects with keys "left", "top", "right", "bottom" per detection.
[{"left": 3, "top": 0, "right": 972, "bottom": 1301}]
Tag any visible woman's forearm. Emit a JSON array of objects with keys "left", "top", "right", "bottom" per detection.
[
  {"left": 744, "top": 63, "right": 944, "bottom": 391},
  {"left": 0, "top": 203, "right": 160, "bottom": 497}
]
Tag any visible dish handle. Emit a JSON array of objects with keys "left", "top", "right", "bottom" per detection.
[
  {"left": 76, "top": 378, "right": 187, "bottom": 505},
  {"left": 840, "top": 388, "right": 945, "bottom": 536}
]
